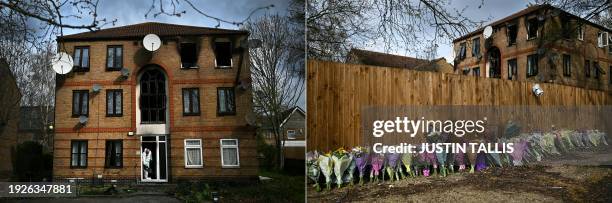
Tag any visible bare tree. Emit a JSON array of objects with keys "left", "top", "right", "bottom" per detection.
[
  {"left": 245, "top": 14, "right": 305, "bottom": 169},
  {"left": 307, "top": 0, "right": 486, "bottom": 61},
  {"left": 535, "top": 0, "right": 611, "bottom": 28}
]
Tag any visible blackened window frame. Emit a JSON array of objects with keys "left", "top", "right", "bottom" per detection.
[
  {"left": 104, "top": 140, "right": 123, "bottom": 168},
  {"left": 70, "top": 140, "right": 87, "bottom": 168},
  {"left": 563, "top": 54, "right": 571, "bottom": 77},
  {"left": 72, "top": 90, "right": 89, "bottom": 117},
  {"left": 106, "top": 89, "right": 123, "bottom": 117},
  {"left": 526, "top": 17, "right": 539, "bottom": 40},
  {"left": 507, "top": 23, "right": 518, "bottom": 45},
  {"left": 585, "top": 59, "right": 591, "bottom": 78},
  {"left": 182, "top": 88, "right": 200, "bottom": 116},
  {"left": 106, "top": 45, "right": 123, "bottom": 71},
  {"left": 594, "top": 61, "right": 601, "bottom": 79},
  {"left": 472, "top": 67, "right": 480, "bottom": 77},
  {"left": 73, "top": 46, "right": 90, "bottom": 72},
  {"left": 140, "top": 69, "right": 167, "bottom": 124},
  {"left": 180, "top": 43, "right": 198, "bottom": 68},
  {"left": 507, "top": 58, "right": 517, "bottom": 80},
  {"left": 217, "top": 87, "right": 236, "bottom": 116},
  {"left": 527, "top": 54, "right": 539, "bottom": 77},
  {"left": 214, "top": 41, "right": 233, "bottom": 68}
]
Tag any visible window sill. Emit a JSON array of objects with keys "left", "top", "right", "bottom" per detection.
[
  {"left": 185, "top": 166, "right": 203, "bottom": 169},
  {"left": 72, "top": 68, "right": 90, "bottom": 72},
  {"left": 104, "top": 166, "right": 123, "bottom": 169},
  {"left": 217, "top": 112, "right": 236, "bottom": 117},
  {"left": 106, "top": 114, "right": 123, "bottom": 117},
  {"left": 221, "top": 166, "right": 240, "bottom": 169},
  {"left": 183, "top": 113, "right": 201, "bottom": 116},
  {"left": 70, "top": 166, "right": 87, "bottom": 169},
  {"left": 215, "top": 66, "right": 233, "bottom": 69},
  {"left": 180, "top": 65, "right": 199, "bottom": 69},
  {"left": 72, "top": 115, "right": 88, "bottom": 118},
  {"left": 106, "top": 68, "right": 122, "bottom": 71},
  {"left": 526, "top": 37, "right": 537, "bottom": 41}
]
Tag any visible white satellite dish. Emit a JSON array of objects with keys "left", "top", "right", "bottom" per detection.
[
  {"left": 143, "top": 34, "right": 161, "bottom": 51},
  {"left": 51, "top": 52, "right": 74, "bottom": 74},
  {"left": 92, "top": 84, "right": 102, "bottom": 93},
  {"left": 483, "top": 26, "right": 493, "bottom": 39},
  {"left": 78, "top": 116, "right": 88, "bottom": 124}
]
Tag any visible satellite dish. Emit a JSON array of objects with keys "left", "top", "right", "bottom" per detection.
[
  {"left": 483, "top": 26, "right": 493, "bottom": 39},
  {"left": 120, "top": 68, "right": 130, "bottom": 77},
  {"left": 79, "top": 116, "right": 88, "bottom": 124},
  {"left": 51, "top": 52, "right": 74, "bottom": 74},
  {"left": 143, "top": 34, "right": 161, "bottom": 51},
  {"left": 245, "top": 113, "right": 258, "bottom": 126},
  {"left": 92, "top": 84, "right": 102, "bottom": 93}
]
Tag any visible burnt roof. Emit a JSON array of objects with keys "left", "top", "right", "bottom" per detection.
[
  {"left": 347, "top": 48, "right": 429, "bottom": 69},
  {"left": 453, "top": 4, "right": 612, "bottom": 43},
  {"left": 57, "top": 22, "right": 248, "bottom": 42}
]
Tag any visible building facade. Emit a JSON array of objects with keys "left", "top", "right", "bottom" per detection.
[
  {"left": 0, "top": 59, "right": 21, "bottom": 179},
  {"left": 453, "top": 5, "right": 612, "bottom": 91},
  {"left": 54, "top": 22, "right": 257, "bottom": 183}
]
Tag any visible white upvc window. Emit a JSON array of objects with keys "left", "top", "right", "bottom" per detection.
[
  {"left": 184, "top": 139, "right": 203, "bottom": 168},
  {"left": 220, "top": 139, "right": 240, "bottom": 167},
  {"left": 287, "top": 130, "right": 296, "bottom": 140},
  {"left": 598, "top": 31, "right": 608, "bottom": 47}
]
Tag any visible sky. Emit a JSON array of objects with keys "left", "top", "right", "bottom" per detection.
[{"left": 368, "top": 0, "right": 534, "bottom": 64}]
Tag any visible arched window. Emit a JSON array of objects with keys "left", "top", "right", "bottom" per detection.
[{"left": 140, "top": 69, "right": 166, "bottom": 123}]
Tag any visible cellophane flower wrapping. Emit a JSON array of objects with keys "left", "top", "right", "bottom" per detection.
[
  {"left": 385, "top": 153, "right": 400, "bottom": 181},
  {"left": 343, "top": 153, "right": 356, "bottom": 184},
  {"left": 353, "top": 147, "right": 369, "bottom": 183},
  {"left": 318, "top": 152, "right": 334, "bottom": 189},
  {"left": 510, "top": 139, "right": 527, "bottom": 166},
  {"left": 306, "top": 151, "right": 320, "bottom": 187},
  {"left": 331, "top": 148, "right": 352, "bottom": 187},
  {"left": 370, "top": 153, "right": 384, "bottom": 178},
  {"left": 401, "top": 153, "right": 413, "bottom": 174}
]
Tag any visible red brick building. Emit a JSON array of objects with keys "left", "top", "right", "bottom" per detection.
[
  {"left": 453, "top": 5, "right": 611, "bottom": 91},
  {"left": 53, "top": 22, "right": 257, "bottom": 183}
]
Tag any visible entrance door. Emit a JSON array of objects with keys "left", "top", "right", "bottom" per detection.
[{"left": 141, "top": 135, "right": 167, "bottom": 182}]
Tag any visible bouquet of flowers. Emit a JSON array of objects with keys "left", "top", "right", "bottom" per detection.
[
  {"left": 435, "top": 151, "right": 448, "bottom": 177},
  {"left": 453, "top": 151, "right": 466, "bottom": 172},
  {"left": 385, "top": 153, "right": 401, "bottom": 181},
  {"left": 343, "top": 152, "right": 357, "bottom": 185},
  {"left": 318, "top": 151, "right": 334, "bottom": 190},
  {"left": 306, "top": 151, "right": 321, "bottom": 191},
  {"left": 509, "top": 139, "right": 528, "bottom": 166},
  {"left": 400, "top": 152, "right": 414, "bottom": 178},
  {"left": 331, "top": 148, "right": 352, "bottom": 188},
  {"left": 352, "top": 147, "right": 370, "bottom": 185},
  {"left": 586, "top": 130, "right": 608, "bottom": 147},
  {"left": 370, "top": 153, "right": 384, "bottom": 182}
]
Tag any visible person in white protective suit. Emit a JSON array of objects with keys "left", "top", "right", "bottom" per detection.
[{"left": 142, "top": 148, "right": 153, "bottom": 179}]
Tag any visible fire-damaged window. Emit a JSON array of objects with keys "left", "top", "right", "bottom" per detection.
[
  {"left": 140, "top": 69, "right": 166, "bottom": 123},
  {"left": 585, "top": 60, "right": 591, "bottom": 78},
  {"left": 182, "top": 88, "right": 200, "bottom": 116},
  {"left": 73, "top": 46, "right": 90, "bottom": 71},
  {"left": 472, "top": 37, "right": 480, "bottom": 56},
  {"left": 180, "top": 43, "right": 198, "bottom": 68},
  {"left": 561, "top": 15, "right": 571, "bottom": 39},
  {"left": 563, "top": 54, "right": 571, "bottom": 77},
  {"left": 508, "top": 58, "right": 517, "bottom": 80},
  {"left": 506, "top": 23, "right": 518, "bottom": 45},
  {"left": 72, "top": 90, "right": 89, "bottom": 117},
  {"left": 527, "top": 54, "right": 538, "bottom": 77},
  {"left": 105, "top": 140, "right": 123, "bottom": 168},
  {"left": 527, "top": 18, "right": 539, "bottom": 40},
  {"left": 457, "top": 42, "right": 466, "bottom": 60},
  {"left": 594, "top": 61, "right": 601, "bottom": 79},
  {"left": 577, "top": 25, "right": 584, "bottom": 41},
  {"left": 215, "top": 41, "right": 232, "bottom": 68},
  {"left": 217, "top": 87, "right": 235, "bottom": 116}
]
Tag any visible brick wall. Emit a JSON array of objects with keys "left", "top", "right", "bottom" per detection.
[
  {"left": 54, "top": 34, "right": 257, "bottom": 181},
  {"left": 454, "top": 10, "right": 612, "bottom": 91}
]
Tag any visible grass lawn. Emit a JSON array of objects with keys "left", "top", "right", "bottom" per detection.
[{"left": 175, "top": 169, "right": 305, "bottom": 202}]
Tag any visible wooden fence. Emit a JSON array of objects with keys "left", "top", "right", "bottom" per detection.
[{"left": 306, "top": 60, "right": 612, "bottom": 151}]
